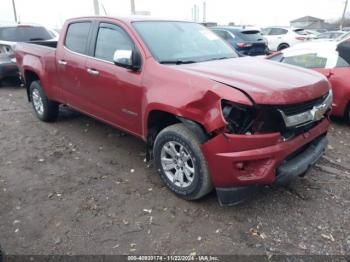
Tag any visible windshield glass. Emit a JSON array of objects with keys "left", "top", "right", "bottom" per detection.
[
  {"left": 133, "top": 21, "right": 237, "bottom": 63},
  {"left": 0, "top": 26, "right": 53, "bottom": 42}
]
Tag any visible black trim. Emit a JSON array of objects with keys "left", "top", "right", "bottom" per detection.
[{"left": 276, "top": 135, "right": 328, "bottom": 186}]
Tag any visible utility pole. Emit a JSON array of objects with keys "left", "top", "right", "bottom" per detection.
[
  {"left": 340, "top": 0, "right": 349, "bottom": 30},
  {"left": 203, "top": 1, "right": 206, "bottom": 23},
  {"left": 131, "top": 0, "right": 136, "bottom": 15},
  {"left": 93, "top": 0, "right": 100, "bottom": 15},
  {"left": 12, "top": 0, "right": 18, "bottom": 23}
]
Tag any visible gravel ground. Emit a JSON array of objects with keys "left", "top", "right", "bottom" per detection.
[{"left": 0, "top": 84, "right": 349, "bottom": 256}]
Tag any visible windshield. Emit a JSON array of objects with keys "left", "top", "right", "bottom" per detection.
[
  {"left": 133, "top": 21, "right": 237, "bottom": 63},
  {"left": 0, "top": 26, "right": 53, "bottom": 42}
]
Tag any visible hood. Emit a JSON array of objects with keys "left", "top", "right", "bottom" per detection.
[{"left": 178, "top": 57, "right": 330, "bottom": 105}]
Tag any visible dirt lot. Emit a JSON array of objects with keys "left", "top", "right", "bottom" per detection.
[{"left": 0, "top": 84, "right": 350, "bottom": 256}]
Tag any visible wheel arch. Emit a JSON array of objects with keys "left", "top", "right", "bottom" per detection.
[
  {"left": 24, "top": 70, "right": 40, "bottom": 101},
  {"left": 277, "top": 43, "right": 290, "bottom": 51},
  {"left": 145, "top": 109, "right": 210, "bottom": 161}
]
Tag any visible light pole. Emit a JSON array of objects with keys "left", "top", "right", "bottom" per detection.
[
  {"left": 340, "top": 0, "right": 349, "bottom": 30},
  {"left": 93, "top": 0, "right": 100, "bottom": 15},
  {"left": 131, "top": 0, "right": 136, "bottom": 15},
  {"left": 203, "top": 1, "right": 206, "bottom": 23},
  {"left": 12, "top": 0, "right": 18, "bottom": 23}
]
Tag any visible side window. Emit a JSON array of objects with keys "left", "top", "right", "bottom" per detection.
[
  {"left": 95, "top": 23, "right": 134, "bottom": 62},
  {"left": 65, "top": 22, "right": 91, "bottom": 54},
  {"left": 261, "top": 28, "right": 271, "bottom": 35},
  {"left": 270, "top": 28, "right": 288, "bottom": 35}
]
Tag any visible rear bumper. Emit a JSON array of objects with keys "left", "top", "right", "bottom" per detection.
[
  {"left": 201, "top": 118, "right": 329, "bottom": 204},
  {"left": 0, "top": 61, "right": 19, "bottom": 80}
]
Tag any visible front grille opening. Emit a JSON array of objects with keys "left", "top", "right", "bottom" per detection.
[{"left": 276, "top": 92, "right": 329, "bottom": 116}]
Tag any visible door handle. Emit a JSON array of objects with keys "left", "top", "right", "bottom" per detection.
[
  {"left": 87, "top": 68, "right": 100, "bottom": 76},
  {"left": 58, "top": 59, "right": 67, "bottom": 65}
]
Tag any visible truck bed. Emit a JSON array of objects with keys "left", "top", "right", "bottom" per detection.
[{"left": 28, "top": 40, "right": 58, "bottom": 49}]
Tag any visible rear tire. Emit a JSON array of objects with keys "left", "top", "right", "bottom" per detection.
[
  {"left": 153, "top": 123, "right": 213, "bottom": 200},
  {"left": 29, "top": 81, "right": 59, "bottom": 122},
  {"left": 345, "top": 103, "right": 350, "bottom": 122},
  {"left": 277, "top": 43, "right": 289, "bottom": 51}
]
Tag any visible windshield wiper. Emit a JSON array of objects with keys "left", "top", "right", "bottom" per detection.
[
  {"left": 159, "top": 60, "right": 197, "bottom": 65},
  {"left": 203, "top": 56, "right": 233, "bottom": 62},
  {"left": 29, "top": 38, "right": 45, "bottom": 41}
]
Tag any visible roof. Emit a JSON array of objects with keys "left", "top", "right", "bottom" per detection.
[
  {"left": 0, "top": 23, "right": 43, "bottom": 28},
  {"left": 291, "top": 16, "right": 325, "bottom": 23},
  {"left": 282, "top": 41, "right": 337, "bottom": 54},
  {"left": 66, "top": 15, "right": 193, "bottom": 24},
  {"left": 212, "top": 26, "right": 261, "bottom": 32}
]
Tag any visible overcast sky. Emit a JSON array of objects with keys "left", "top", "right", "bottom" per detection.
[{"left": 0, "top": 0, "right": 347, "bottom": 28}]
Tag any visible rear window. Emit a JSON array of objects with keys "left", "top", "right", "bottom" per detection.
[
  {"left": 294, "top": 29, "right": 307, "bottom": 35},
  {"left": 0, "top": 26, "right": 52, "bottom": 42},
  {"left": 65, "top": 22, "right": 91, "bottom": 55},
  {"left": 237, "top": 30, "right": 263, "bottom": 41}
]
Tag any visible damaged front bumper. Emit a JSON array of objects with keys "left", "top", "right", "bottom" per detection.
[{"left": 201, "top": 118, "right": 329, "bottom": 205}]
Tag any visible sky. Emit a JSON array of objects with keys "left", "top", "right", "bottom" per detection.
[{"left": 0, "top": 0, "right": 347, "bottom": 29}]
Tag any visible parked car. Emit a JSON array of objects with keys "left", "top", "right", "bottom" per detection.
[
  {"left": 16, "top": 17, "right": 331, "bottom": 205},
  {"left": 267, "top": 40, "right": 350, "bottom": 119},
  {"left": 315, "top": 31, "right": 347, "bottom": 41},
  {"left": 0, "top": 24, "right": 54, "bottom": 86},
  {"left": 211, "top": 26, "right": 268, "bottom": 56},
  {"left": 261, "top": 27, "right": 310, "bottom": 51}
]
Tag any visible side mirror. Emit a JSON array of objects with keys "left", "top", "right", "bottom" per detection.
[{"left": 113, "top": 49, "right": 141, "bottom": 71}]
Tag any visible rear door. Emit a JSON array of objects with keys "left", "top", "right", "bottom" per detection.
[
  {"left": 83, "top": 22, "right": 144, "bottom": 135},
  {"left": 56, "top": 21, "right": 92, "bottom": 110}
]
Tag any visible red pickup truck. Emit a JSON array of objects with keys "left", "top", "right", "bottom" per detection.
[{"left": 16, "top": 16, "right": 332, "bottom": 205}]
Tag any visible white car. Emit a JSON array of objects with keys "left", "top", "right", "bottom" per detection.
[{"left": 262, "top": 27, "right": 310, "bottom": 52}]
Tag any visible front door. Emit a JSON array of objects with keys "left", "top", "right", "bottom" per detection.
[{"left": 84, "top": 22, "right": 144, "bottom": 135}]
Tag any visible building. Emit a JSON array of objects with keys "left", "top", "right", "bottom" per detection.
[{"left": 290, "top": 16, "right": 336, "bottom": 30}]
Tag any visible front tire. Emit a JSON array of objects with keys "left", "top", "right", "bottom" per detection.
[
  {"left": 153, "top": 123, "right": 213, "bottom": 200},
  {"left": 30, "top": 81, "right": 59, "bottom": 122}
]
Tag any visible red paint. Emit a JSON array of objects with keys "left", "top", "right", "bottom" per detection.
[
  {"left": 202, "top": 119, "right": 329, "bottom": 187},
  {"left": 314, "top": 67, "right": 350, "bottom": 117},
  {"left": 15, "top": 16, "right": 330, "bottom": 189}
]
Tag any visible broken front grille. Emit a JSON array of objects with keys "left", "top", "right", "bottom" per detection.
[{"left": 276, "top": 92, "right": 329, "bottom": 116}]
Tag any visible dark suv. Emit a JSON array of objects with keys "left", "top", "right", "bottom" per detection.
[{"left": 212, "top": 26, "right": 268, "bottom": 56}]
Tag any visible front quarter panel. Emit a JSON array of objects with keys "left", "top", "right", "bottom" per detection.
[{"left": 142, "top": 60, "right": 253, "bottom": 137}]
